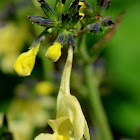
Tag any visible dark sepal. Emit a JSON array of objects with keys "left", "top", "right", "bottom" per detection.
[
  {"left": 57, "top": 33, "right": 65, "bottom": 45},
  {"left": 27, "top": 15, "right": 56, "bottom": 27},
  {"left": 102, "top": 18, "right": 114, "bottom": 26},
  {"left": 68, "top": 33, "right": 76, "bottom": 51},
  {"left": 0, "top": 115, "right": 14, "bottom": 140},
  {"left": 68, "top": 0, "right": 80, "bottom": 17},
  {"left": 62, "top": 14, "right": 71, "bottom": 28},
  {"left": 102, "top": 0, "right": 111, "bottom": 11},
  {"left": 69, "top": 12, "right": 82, "bottom": 28},
  {"left": 30, "top": 29, "right": 47, "bottom": 49},
  {"left": 27, "top": 15, "right": 47, "bottom": 21},
  {"left": 37, "top": 0, "right": 57, "bottom": 20},
  {"left": 97, "top": 0, "right": 111, "bottom": 11},
  {"left": 88, "top": 22, "right": 101, "bottom": 34},
  {"left": 81, "top": 0, "right": 93, "bottom": 9}
]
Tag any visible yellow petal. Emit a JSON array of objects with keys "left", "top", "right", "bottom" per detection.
[
  {"left": 34, "top": 133, "right": 56, "bottom": 140},
  {"left": 78, "top": 2, "right": 87, "bottom": 17},
  {"left": 34, "top": 133, "right": 70, "bottom": 140},
  {"left": 56, "top": 94, "right": 90, "bottom": 140},
  {"left": 14, "top": 44, "right": 40, "bottom": 76},
  {"left": 45, "top": 42, "right": 62, "bottom": 62},
  {"left": 48, "top": 116, "right": 69, "bottom": 132},
  {"left": 48, "top": 117, "right": 74, "bottom": 138}
]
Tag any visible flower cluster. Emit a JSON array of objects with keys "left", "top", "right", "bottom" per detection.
[
  {"left": 14, "top": 0, "right": 113, "bottom": 77},
  {"left": 14, "top": 0, "right": 80, "bottom": 77},
  {"left": 79, "top": 0, "right": 114, "bottom": 33}
]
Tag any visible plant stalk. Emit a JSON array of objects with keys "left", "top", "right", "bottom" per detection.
[{"left": 83, "top": 64, "right": 113, "bottom": 140}]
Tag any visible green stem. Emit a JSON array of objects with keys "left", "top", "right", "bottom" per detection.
[{"left": 83, "top": 64, "right": 113, "bottom": 140}]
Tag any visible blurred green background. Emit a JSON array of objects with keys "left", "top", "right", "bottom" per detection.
[{"left": 0, "top": 0, "right": 140, "bottom": 140}]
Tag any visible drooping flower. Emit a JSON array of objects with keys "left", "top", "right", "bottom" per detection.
[
  {"left": 45, "top": 34, "right": 65, "bottom": 62},
  {"left": 34, "top": 45, "right": 90, "bottom": 140},
  {"left": 14, "top": 43, "right": 40, "bottom": 77},
  {"left": 45, "top": 42, "right": 62, "bottom": 62}
]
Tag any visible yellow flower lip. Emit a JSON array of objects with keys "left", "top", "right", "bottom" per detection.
[
  {"left": 14, "top": 44, "right": 40, "bottom": 77},
  {"left": 45, "top": 42, "right": 62, "bottom": 62}
]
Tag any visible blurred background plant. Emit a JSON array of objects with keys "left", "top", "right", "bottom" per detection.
[{"left": 0, "top": 0, "right": 140, "bottom": 140}]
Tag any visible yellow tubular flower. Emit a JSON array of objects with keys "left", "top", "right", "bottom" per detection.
[
  {"left": 45, "top": 42, "right": 62, "bottom": 62},
  {"left": 14, "top": 44, "right": 40, "bottom": 77},
  {"left": 79, "top": 2, "right": 87, "bottom": 17},
  {"left": 34, "top": 46, "right": 90, "bottom": 140}
]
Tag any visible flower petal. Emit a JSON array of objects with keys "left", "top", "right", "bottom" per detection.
[
  {"left": 48, "top": 116, "right": 69, "bottom": 132},
  {"left": 34, "top": 133, "right": 56, "bottom": 140},
  {"left": 57, "top": 95, "right": 90, "bottom": 140}
]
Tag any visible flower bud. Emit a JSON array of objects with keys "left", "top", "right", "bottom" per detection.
[
  {"left": 45, "top": 42, "right": 62, "bottom": 62},
  {"left": 79, "top": 2, "right": 87, "bottom": 17},
  {"left": 14, "top": 44, "right": 40, "bottom": 77}
]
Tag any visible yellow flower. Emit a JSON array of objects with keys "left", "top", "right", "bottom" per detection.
[
  {"left": 35, "top": 81, "right": 54, "bottom": 96},
  {"left": 79, "top": 2, "right": 87, "bottom": 17},
  {"left": 45, "top": 42, "right": 62, "bottom": 62},
  {"left": 34, "top": 46, "right": 90, "bottom": 140},
  {"left": 14, "top": 44, "right": 40, "bottom": 77},
  {"left": 48, "top": 94, "right": 90, "bottom": 140}
]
